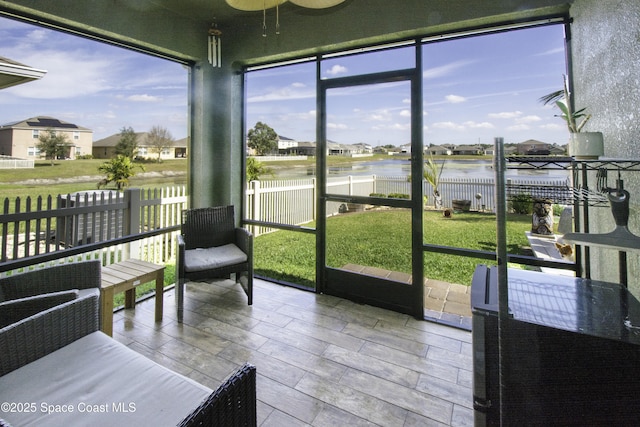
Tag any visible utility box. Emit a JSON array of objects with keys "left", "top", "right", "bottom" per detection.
[{"left": 56, "top": 190, "right": 124, "bottom": 247}]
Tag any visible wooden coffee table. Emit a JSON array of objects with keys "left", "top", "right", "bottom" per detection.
[{"left": 100, "top": 259, "right": 165, "bottom": 336}]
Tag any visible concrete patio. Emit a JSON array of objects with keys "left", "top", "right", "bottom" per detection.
[{"left": 113, "top": 278, "right": 473, "bottom": 426}]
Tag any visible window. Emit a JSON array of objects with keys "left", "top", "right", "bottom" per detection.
[
  {"left": 73, "top": 131, "right": 80, "bottom": 140},
  {"left": 32, "top": 130, "right": 39, "bottom": 139},
  {"left": 27, "top": 147, "right": 41, "bottom": 156},
  {"left": 75, "top": 146, "right": 82, "bottom": 155},
  {"left": 138, "top": 147, "right": 148, "bottom": 156}
]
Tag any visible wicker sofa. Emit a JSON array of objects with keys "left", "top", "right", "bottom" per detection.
[{"left": 0, "top": 261, "right": 256, "bottom": 427}]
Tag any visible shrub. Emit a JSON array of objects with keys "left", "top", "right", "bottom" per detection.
[
  {"left": 510, "top": 193, "right": 533, "bottom": 214},
  {"left": 553, "top": 203, "right": 564, "bottom": 217},
  {"left": 388, "top": 193, "right": 410, "bottom": 199}
]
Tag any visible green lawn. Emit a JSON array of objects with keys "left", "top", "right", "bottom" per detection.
[
  {"left": 0, "top": 159, "right": 187, "bottom": 203},
  {"left": 255, "top": 209, "right": 531, "bottom": 287}
]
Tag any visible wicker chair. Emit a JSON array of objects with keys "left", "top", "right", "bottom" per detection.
[
  {"left": 178, "top": 363, "right": 257, "bottom": 427},
  {"left": 176, "top": 206, "right": 253, "bottom": 322}
]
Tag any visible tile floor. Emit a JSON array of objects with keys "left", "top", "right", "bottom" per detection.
[{"left": 112, "top": 278, "right": 474, "bottom": 426}]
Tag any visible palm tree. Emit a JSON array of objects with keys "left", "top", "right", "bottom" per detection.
[
  {"left": 246, "top": 157, "right": 273, "bottom": 181},
  {"left": 423, "top": 155, "right": 445, "bottom": 209},
  {"left": 97, "top": 155, "right": 144, "bottom": 190}
]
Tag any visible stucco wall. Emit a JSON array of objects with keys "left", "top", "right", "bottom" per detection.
[{"left": 570, "top": 0, "right": 640, "bottom": 294}]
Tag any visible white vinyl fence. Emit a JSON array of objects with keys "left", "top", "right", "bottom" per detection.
[{"left": 246, "top": 175, "right": 570, "bottom": 236}]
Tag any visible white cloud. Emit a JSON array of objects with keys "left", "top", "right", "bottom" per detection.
[
  {"left": 507, "top": 124, "right": 531, "bottom": 131},
  {"left": 366, "top": 109, "right": 392, "bottom": 122},
  {"left": 539, "top": 123, "right": 564, "bottom": 130},
  {"left": 515, "top": 115, "right": 542, "bottom": 124},
  {"left": 399, "top": 110, "right": 411, "bottom": 117},
  {"left": 445, "top": 94, "right": 466, "bottom": 104},
  {"left": 423, "top": 60, "right": 476, "bottom": 80},
  {"left": 247, "top": 84, "right": 315, "bottom": 102},
  {"left": 488, "top": 111, "right": 523, "bottom": 119},
  {"left": 372, "top": 123, "right": 410, "bottom": 131},
  {"left": 4, "top": 50, "right": 115, "bottom": 99},
  {"left": 327, "top": 122, "right": 348, "bottom": 130},
  {"left": 402, "top": 98, "right": 411, "bottom": 104},
  {"left": 128, "top": 94, "right": 161, "bottom": 102},
  {"left": 463, "top": 121, "right": 495, "bottom": 129},
  {"left": 292, "top": 82, "right": 306, "bottom": 88},
  {"left": 433, "top": 121, "right": 464, "bottom": 130},
  {"left": 326, "top": 64, "right": 348, "bottom": 76}
]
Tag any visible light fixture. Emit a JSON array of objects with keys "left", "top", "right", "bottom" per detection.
[
  {"left": 208, "top": 19, "right": 222, "bottom": 67},
  {"left": 225, "top": 0, "right": 346, "bottom": 36}
]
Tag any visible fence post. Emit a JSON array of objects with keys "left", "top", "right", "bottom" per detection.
[
  {"left": 124, "top": 188, "right": 141, "bottom": 259},
  {"left": 251, "top": 180, "right": 261, "bottom": 237},
  {"left": 312, "top": 178, "right": 317, "bottom": 221}
]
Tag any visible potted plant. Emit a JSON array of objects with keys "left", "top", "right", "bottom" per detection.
[{"left": 540, "top": 75, "right": 603, "bottom": 159}]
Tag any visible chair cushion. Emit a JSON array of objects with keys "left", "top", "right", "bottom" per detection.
[{"left": 184, "top": 243, "right": 247, "bottom": 273}]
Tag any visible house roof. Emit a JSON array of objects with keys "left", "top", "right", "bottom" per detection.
[
  {"left": 518, "top": 139, "right": 549, "bottom": 146},
  {"left": 454, "top": 144, "right": 482, "bottom": 150},
  {"left": 0, "top": 116, "right": 90, "bottom": 131},
  {"left": 0, "top": 56, "right": 47, "bottom": 90},
  {"left": 93, "top": 132, "right": 187, "bottom": 148},
  {"left": 277, "top": 135, "right": 296, "bottom": 141}
]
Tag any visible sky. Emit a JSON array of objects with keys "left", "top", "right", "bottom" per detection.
[
  {"left": 0, "top": 17, "right": 188, "bottom": 141},
  {"left": 247, "top": 23, "right": 570, "bottom": 148},
  {"left": 1, "top": 17, "right": 568, "bottom": 147}
]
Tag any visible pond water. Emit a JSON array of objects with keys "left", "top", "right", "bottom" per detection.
[{"left": 272, "top": 158, "right": 570, "bottom": 182}]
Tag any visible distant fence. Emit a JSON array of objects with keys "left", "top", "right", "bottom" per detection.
[
  {"left": 0, "top": 156, "right": 34, "bottom": 169},
  {"left": 245, "top": 175, "right": 570, "bottom": 236},
  {"left": 0, "top": 186, "right": 187, "bottom": 275}
]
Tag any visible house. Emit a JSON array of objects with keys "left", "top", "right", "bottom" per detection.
[
  {"left": 327, "top": 141, "right": 352, "bottom": 156},
  {"left": 276, "top": 135, "right": 317, "bottom": 155},
  {"left": 92, "top": 132, "right": 187, "bottom": 159},
  {"left": 425, "top": 145, "right": 453, "bottom": 156},
  {"left": 276, "top": 135, "right": 297, "bottom": 153},
  {"left": 452, "top": 144, "right": 483, "bottom": 155},
  {"left": 351, "top": 143, "right": 373, "bottom": 154},
  {"left": 0, "top": 116, "right": 92, "bottom": 159},
  {"left": 517, "top": 139, "right": 552, "bottom": 155}
]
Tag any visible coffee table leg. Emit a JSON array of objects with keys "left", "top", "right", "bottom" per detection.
[
  {"left": 155, "top": 269, "right": 164, "bottom": 322},
  {"left": 101, "top": 287, "right": 115, "bottom": 337},
  {"left": 125, "top": 288, "right": 136, "bottom": 309}
]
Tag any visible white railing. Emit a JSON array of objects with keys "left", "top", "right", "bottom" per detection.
[
  {"left": 0, "top": 156, "right": 34, "bottom": 169},
  {"left": 0, "top": 186, "right": 187, "bottom": 276},
  {"left": 245, "top": 175, "right": 570, "bottom": 236}
]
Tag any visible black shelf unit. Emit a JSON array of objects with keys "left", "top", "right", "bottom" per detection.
[
  {"left": 471, "top": 152, "right": 640, "bottom": 426},
  {"left": 505, "top": 156, "right": 640, "bottom": 283}
]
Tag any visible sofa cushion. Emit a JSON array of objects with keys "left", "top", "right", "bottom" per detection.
[
  {"left": 184, "top": 243, "right": 247, "bottom": 273},
  {"left": 0, "top": 332, "right": 212, "bottom": 426}
]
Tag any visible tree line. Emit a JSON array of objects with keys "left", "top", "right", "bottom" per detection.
[{"left": 36, "top": 124, "right": 175, "bottom": 191}]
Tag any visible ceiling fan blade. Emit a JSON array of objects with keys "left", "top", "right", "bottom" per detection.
[
  {"left": 289, "top": 0, "right": 346, "bottom": 9},
  {"left": 225, "top": 0, "right": 289, "bottom": 11}
]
